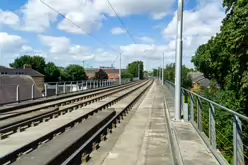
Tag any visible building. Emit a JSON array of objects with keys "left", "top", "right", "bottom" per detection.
[
  {"left": 188, "top": 72, "right": 211, "bottom": 92},
  {"left": 85, "top": 68, "right": 127, "bottom": 80},
  {"left": 0, "top": 67, "right": 44, "bottom": 92}
]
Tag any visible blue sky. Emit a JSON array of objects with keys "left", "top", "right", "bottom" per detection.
[{"left": 0, "top": 0, "right": 225, "bottom": 71}]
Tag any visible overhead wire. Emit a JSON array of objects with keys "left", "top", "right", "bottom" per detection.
[
  {"left": 106, "top": 0, "right": 137, "bottom": 44},
  {"left": 39, "top": 0, "right": 120, "bottom": 54},
  {"left": 106, "top": 0, "right": 138, "bottom": 67}
]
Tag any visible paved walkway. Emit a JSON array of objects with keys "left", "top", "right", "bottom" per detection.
[
  {"left": 163, "top": 84, "right": 219, "bottom": 165},
  {"left": 89, "top": 80, "right": 174, "bottom": 165}
]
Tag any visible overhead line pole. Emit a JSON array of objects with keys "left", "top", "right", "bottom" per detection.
[
  {"left": 174, "top": 0, "right": 184, "bottom": 121},
  {"left": 138, "top": 64, "right": 140, "bottom": 80},
  {"left": 162, "top": 53, "right": 164, "bottom": 86},
  {"left": 119, "top": 53, "right": 121, "bottom": 84}
]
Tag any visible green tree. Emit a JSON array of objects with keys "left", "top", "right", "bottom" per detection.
[
  {"left": 94, "top": 69, "right": 108, "bottom": 80},
  {"left": 191, "top": 1, "right": 248, "bottom": 162},
  {"left": 121, "top": 72, "right": 133, "bottom": 79},
  {"left": 44, "top": 62, "right": 61, "bottom": 82},
  {"left": 152, "top": 68, "right": 159, "bottom": 77},
  {"left": 10, "top": 55, "right": 46, "bottom": 74},
  {"left": 191, "top": 0, "right": 248, "bottom": 115},
  {"left": 127, "top": 61, "right": 144, "bottom": 79},
  {"left": 163, "top": 63, "right": 192, "bottom": 89},
  {"left": 64, "top": 65, "right": 87, "bottom": 81}
]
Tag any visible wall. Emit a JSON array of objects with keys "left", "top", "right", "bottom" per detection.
[{"left": 33, "top": 76, "right": 44, "bottom": 92}]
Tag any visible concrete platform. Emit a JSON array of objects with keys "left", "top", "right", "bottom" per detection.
[
  {"left": 89, "top": 81, "right": 174, "bottom": 165},
  {"left": 163, "top": 83, "right": 219, "bottom": 165}
]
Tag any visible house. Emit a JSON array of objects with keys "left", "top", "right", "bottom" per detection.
[
  {"left": 0, "top": 67, "right": 44, "bottom": 92},
  {"left": 85, "top": 67, "right": 127, "bottom": 80},
  {"left": 188, "top": 72, "right": 211, "bottom": 92}
]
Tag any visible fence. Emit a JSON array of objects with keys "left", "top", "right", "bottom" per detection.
[
  {"left": 165, "top": 80, "right": 248, "bottom": 165},
  {"left": 0, "top": 78, "right": 132, "bottom": 106}
]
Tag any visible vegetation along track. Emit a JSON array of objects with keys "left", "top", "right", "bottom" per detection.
[
  {"left": 0, "top": 79, "right": 152, "bottom": 165},
  {"left": 0, "top": 80, "right": 145, "bottom": 139}
]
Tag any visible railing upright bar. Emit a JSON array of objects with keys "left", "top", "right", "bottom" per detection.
[
  {"left": 197, "top": 97, "right": 202, "bottom": 132},
  {"left": 233, "top": 116, "right": 244, "bottom": 165},
  {"left": 209, "top": 103, "right": 216, "bottom": 150}
]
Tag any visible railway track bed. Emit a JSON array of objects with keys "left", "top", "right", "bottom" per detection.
[
  {"left": 0, "top": 81, "right": 143, "bottom": 139},
  {"left": 0, "top": 80, "right": 152, "bottom": 165}
]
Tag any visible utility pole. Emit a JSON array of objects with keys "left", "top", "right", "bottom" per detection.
[
  {"left": 175, "top": 0, "right": 184, "bottom": 121},
  {"left": 162, "top": 53, "right": 164, "bottom": 86},
  {"left": 119, "top": 53, "right": 122, "bottom": 84},
  {"left": 138, "top": 63, "right": 140, "bottom": 80},
  {"left": 158, "top": 66, "right": 160, "bottom": 81}
]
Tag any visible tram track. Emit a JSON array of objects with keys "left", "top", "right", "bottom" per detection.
[
  {"left": 0, "top": 79, "right": 152, "bottom": 165},
  {"left": 0, "top": 80, "right": 144, "bottom": 139}
]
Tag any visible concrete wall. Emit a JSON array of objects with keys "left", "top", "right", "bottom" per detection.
[
  {"left": 33, "top": 76, "right": 44, "bottom": 92},
  {"left": 0, "top": 75, "right": 42, "bottom": 105}
]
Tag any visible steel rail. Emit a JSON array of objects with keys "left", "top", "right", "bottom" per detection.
[
  {"left": 0, "top": 81, "right": 146, "bottom": 139},
  {"left": 0, "top": 80, "right": 139, "bottom": 114},
  {"left": 0, "top": 80, "right": 143, "bottom": 120},
  {"left": 0, "top": 80, "right": 151, "bottom": 165},
  {"left": 61, "top": 80, "right": 153, "bottom": 165}
]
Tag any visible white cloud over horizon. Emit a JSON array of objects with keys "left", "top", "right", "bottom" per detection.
[{"left": 0, "top": 0, "right": 225, "bottom": 71}]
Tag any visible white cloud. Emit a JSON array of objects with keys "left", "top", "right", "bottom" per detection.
[
  {"left": 0, "top": 32, "right": 26, "bottom": 53},
  {"left": 39, "top": 35, "right": 70, "bottom": 54},
  {"left": 0, "top": 10, "right": 20, "bottom": 28},
  {"left": 95, "top": 0, "right": 174, "bottom": 18},
  {"left": 37, "top": 35, "right": 117, "bottom": 66},
  {"left": 0, "top": 32, "right": 42, "bottom": 66},
  {"left": 0, "top": 0, "right": 174, "bottom": 33},
  {"left": 111, "top": 27, "right": 126, "bottom": 35},
  {"left": 163, "top": 2, "right": 224, "bottom": 37},
  {"left": 161, "top": 1, "right": 225, "bottom": 68},
  {"left": 152, "top": 12, "right": 167, "bottom": 20},
  {"left": 136, "top": 36, "right": 155, "bottom": 43}
]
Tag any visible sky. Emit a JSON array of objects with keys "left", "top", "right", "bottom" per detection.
[{"left": 0, "top": 0, "right": 225, "bottom": 71}]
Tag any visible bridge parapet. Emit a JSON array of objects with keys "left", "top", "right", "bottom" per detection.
[{"left": 165, "top": 80, "right": 248, "bottom": 165}]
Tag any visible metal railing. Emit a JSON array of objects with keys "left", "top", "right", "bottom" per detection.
[
  {"left": 164, "top": 80, "right": 248, "bottom": 165},
  {"left": 0, "top": 79, "right": 132, "bottom": 106}
]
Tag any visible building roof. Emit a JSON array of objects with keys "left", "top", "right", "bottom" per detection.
[
  {"left": 0, "top": 67, "right": 44, "bottom": 77},
  {"left": 188, "top": 71, "right": 211, "bottom": 88},
  {"left": 85, "top": 68, "right": 127, "bottom": 75}
]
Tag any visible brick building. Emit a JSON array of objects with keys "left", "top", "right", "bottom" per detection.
[{"left": 85, "top": 68, "right": 127, "bottom": 80}]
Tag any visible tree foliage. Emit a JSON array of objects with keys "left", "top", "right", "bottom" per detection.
[
  {"left": 44, "top": 62, "right": 61, "bottom": 82},
  {"left": 10, "top": 55, "right": 46, "bottom": 74},
  {"left": 152, "top": 68, "right": 159, "bottom": 77},
  {"left": 191, "top": 1, "right": 248, "bottom": 162},
  {"left": 64, "top": 65, "right": 88, "bottom": 81},
  {"left": 94, "top": 69, "right": 108, "bottom": 80},
  {"left": 164, "top": 63, "right": 193, "bottom": 89},
  {"left": 192, "top": 0, "right": 248, "bottom": 115},
  {"left": 121, "top": 72, "right": 133, "bottom": 79},
  {"left": 127, "top": 61, "right": 144, "bottom": 79}
]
